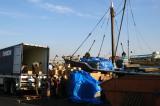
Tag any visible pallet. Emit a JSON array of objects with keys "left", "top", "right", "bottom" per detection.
[{"left": 23, "top": 95, "right": 41, "bottom": 100}]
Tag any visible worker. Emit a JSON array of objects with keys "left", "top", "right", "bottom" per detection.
[
  {"left": 83, "top": 52, "right": 91, "bottom": 58},
  {"left": 122, "top": 51, "right": 126, "bottom": 58},
  {"left": 39, "top": 62, "right": 43, "bottom": 73},
  {"left": 32, "top": 62, "right": 39, "bottom": 74},
  {"left": 50, "top": 76, "right": 58, "bottom": 98},
  {"left": 40, "top": 77, "right": 46, "bottom": 97},
  {"left": 33, "top": 74, "right": 39, "bottom": 96},
  {"left": 121, "top": 51, "right": 128, "bottom": 69},
  {"left": 59, "top": 75, "right": 67, "bottom": 98},
  {"left": 21, "top": 64, "right": 28, "bottom": 73},
  {"left": 46, "top": 78, "right": 51, "bottom": 98}
]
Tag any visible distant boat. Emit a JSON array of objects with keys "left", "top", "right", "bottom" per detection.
[{"left": 130, "top": 51, "right": 160, "bottom": 66}]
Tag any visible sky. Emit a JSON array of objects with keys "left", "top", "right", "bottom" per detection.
[{"left": 0, "top": 0, "right": 160, "bottom": 60}]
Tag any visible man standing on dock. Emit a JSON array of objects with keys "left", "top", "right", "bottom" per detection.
[{"left": 34, "top": 74, "right": 39, "bottom": 96}]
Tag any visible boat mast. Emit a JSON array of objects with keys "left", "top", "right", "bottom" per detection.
[{"left": 110, "top": 2, "right": 116, "bottom": 66}]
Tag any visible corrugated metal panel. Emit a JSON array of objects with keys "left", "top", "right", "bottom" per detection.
[{"left": 13, "top": 45, "right": 22, "bottom": 74}]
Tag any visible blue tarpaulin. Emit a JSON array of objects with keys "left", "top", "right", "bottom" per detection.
[
  {"left": 80, "top": 57, "right": 113, "bottom": 71},
  {"left": 68, "top": 70, "right": 102, "bottom": 104}
]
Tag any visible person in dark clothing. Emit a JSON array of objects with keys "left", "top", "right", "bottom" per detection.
[
  {"left": 45, "top": 78, "right": 51, "bottom": 98},
  {"left": 59, "top": 76, "right": 67, "bottom": 98},
  {"left": 50, "top": 76, "right": 58, "bottom": 98},
  {"left": 122, "top": 51, "right": 126, "bottom": 57},
  {"left": 40, "top": 77, "right": 46, "bottom": 96},
  {"left": 83, "top": 52, "right": 91, "bottom": 58}
]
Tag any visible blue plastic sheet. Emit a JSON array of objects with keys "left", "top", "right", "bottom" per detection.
[
  {"left": 68, "top": 70, "right": 102, "bottom": 104},
  {"left": 80, "top": 57, "right": 113, "bottom": 71}
]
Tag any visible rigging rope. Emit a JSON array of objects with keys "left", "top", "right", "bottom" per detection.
[
  {"left": 90, "top": 8, "right": 110, "bottom": 33},
  {"left": 71, "top": 7, "right": 110, "bottom": 57},
  {"left": 116, "top": 0, "right": 124, "bottom": 11},
  {"left": 135, "top": 27, "right": 152, "bottom": 52},
  {"left": 88, "top": 40, "right": 96, "bottom": 53},
  {"left": 126, "top": 3, "right": 130, "bottom": 58},
  {"left": 115, "top": 19, "right": 119, "bottom": 34},
  {"left": 98, "top": 35, "right": 105, "bottom": 57},
  {"left": 102, "top": 13, "right": 110, "bottom": 31},
  {"left": 115, "top": 0, "right": 127, "bottom": 55},
  {"left": 128, "top": 0, "right": 152, "bottom": 52},
  {"left": 129, "top": 0, "right": 136, "bottom": 26},
  {"left": 71, "top": 33, "right": 91, "bottom": 57},
  {"left": 115, "top": 8, "right": 123, "bottom": 16},
  {"left": 126, "top": 3, "right": 130, "bottom": 42}
]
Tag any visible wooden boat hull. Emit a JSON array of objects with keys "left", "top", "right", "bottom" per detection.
[{"left": 101, "top": 74, "right": 160, "bottom": 106}]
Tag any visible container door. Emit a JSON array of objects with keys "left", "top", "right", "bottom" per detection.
[{"left": 13, "top": 45, "right": 22, "bottom": 74}]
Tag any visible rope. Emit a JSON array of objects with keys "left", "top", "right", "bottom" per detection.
[
  {"left": 129, "top": 0, "right": 136, "bottom": 26},
  {"left": 115, "top": 0, "right": 127, "bottom": 55},
  {"left": 90, "top": 7, "right": 110, "bottom": 33},
  {"left": 71, "top": 7, "right": 110, "bottom": 57},
  {"left": 116, "top": 0, "right": 124, "bottom": 11},
  {"left": 88, "top": 40, "right": 96, "bottom": 53},
  {"left": 71, "top": 33, "right": 91, "bottom": 57},
  {"left": 115, "top": 8, "right": 123, "bottom": 16},
  {"left": 129, "top": 0, "right": 152, "bottom": 52},
  {"left": 126, "top": 3, "right": 130, "bottom": 58},
  {"left": 98, "top": 35, "right": 105, "bottom": 57}
]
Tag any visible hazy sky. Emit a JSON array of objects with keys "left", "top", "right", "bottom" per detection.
[{"left": 0, "top": 0, "right": 160, "bottom": 59}]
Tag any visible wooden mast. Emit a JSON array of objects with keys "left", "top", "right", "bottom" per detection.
[{"left": 110, "top": 2, "right": 116, "bottom": 66}]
